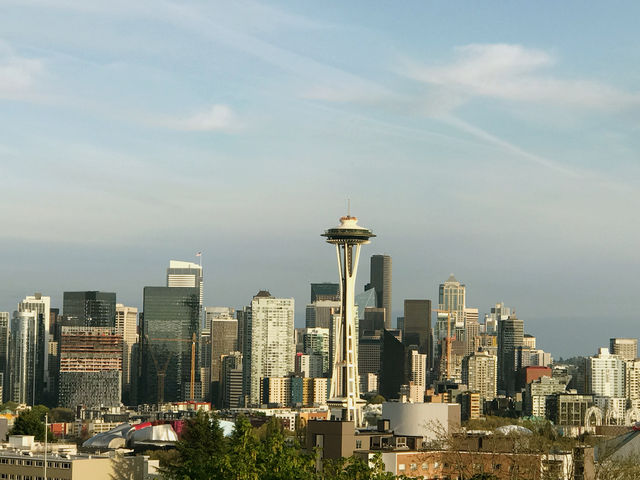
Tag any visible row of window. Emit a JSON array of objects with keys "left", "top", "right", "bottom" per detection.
[
  {"left": 0, "top": 458, "right": 70, "bottom": 469},
  {"left": 0, "top": 475, "right": 69, "bottom": 480}
]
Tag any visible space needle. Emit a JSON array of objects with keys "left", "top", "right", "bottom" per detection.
[{"left": 322, "top": 214, "right": 375, "bottom": 426}]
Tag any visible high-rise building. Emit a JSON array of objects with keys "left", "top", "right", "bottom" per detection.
[
  {"left": 140, "top": 286, "right": 201, "bottom": 404},
  {"left": 438, "top": 274, "right": 465, "bottom": 322},
  {"left": 365, "top": 255, "right": 392, "bottom": 329},
  {"left": 354, "top": 288, "right": 377, "bottom": 323},
  {"left": 323, "top": 215, "right": 375, "bottom": 426},
  {"left": 220, "top": 351, "right": 243, "bottom": 408},
  {"left": 358, "top": 334, "right": 381, "bottom": 393},
  {"left": 167, "top": 260, "right": 203, "bottom": 308},
  {"left": 63, "top": 291, "right": 116, "bottom": 328},
  {"left": 523, "top": 334, "right": 536, "bottom": 349},
  {"left": 209, "top": 308, "right": 237, "bottom": 406},
  {"left": 403, "top": 300, "right": 432, "bottom": 363},
  {"left": 409, "top": 349, "right": 427, "bottom": 391},
  {"left": 379, "top": 329, "right": 407, "bottom": 400},
  {"left": 586, "top": 348, "right": 625, "bottom": 398},
  {"left": 57, "top": 326, "right": 122, "bottom": 408},
  {"left": 295, "top": 353, "right": 324, "bottom": 378},
  {"left": 462, "top": 350, "right": 497, "bottom": 402},
  {"left": 310, "top": 283, "right": 339, "bottom": 302},
  {"left": 360, "top": 307, "right": 385, "bottom": 336},
  {"left": 0, "top": 312, "right": 8, "bottom": 402},
  {"left": 305, "top": 300, "right": 340, "bottom": 330},
  {"left": 303, "top": 327, "right": 330, "bottom": 376},
  {"left": 8, "top": 311, "right": 39, "bottom": 404},
  {"left": 609, "top": 338, "right": 637, "bottom": 362},
  {"left": 484, "top": 302, "right": 511, "bottom": 336},
  {"left": 497, "top": 314, "right": 524, "bottom": 395},
  {"left": 18, "top": 294, "right": 51, "bottom": 401},
  {"left": 242, "top": 291, "right": 295, "bottom": 406},
  {"left": 115, "top": 304, "right": 138, "bottom": 404}
]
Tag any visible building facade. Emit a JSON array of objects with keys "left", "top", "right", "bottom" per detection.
[
  {"left": 366, "top": 255, "right": 392, "bottom": 329},
  {"left": 63, "top": 291, "right": 116, "bottom": 328}
]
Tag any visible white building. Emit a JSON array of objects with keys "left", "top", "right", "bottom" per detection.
[
  {"left": 242, "top": 291, "right": 294, "bottom": 406},
  {"left": 18, "top": 294, "right": 50, "bottom": 394},
  {"left": 462, "top": 349, "right": 497, "bottom": 402},
  {"left": 8, "top": 311, "right": 38, "bottom": 404},
  {"left": 409, "top": 350, "right": 427, "bottom": 391},
  {"left": 586, "top": 348, "right": 625, "bottom": 398},
  {"left": 115, "top": 304, "right": 138, "bottom": 401},
  {"left": 167, "top": 260, "right": 203, "bottom": 307}
]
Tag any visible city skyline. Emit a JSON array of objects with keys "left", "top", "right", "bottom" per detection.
[{"left": 2, "top": 1, "right": 640, "bottom": 358}]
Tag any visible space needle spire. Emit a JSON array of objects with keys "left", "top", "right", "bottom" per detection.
[{"left": 322, "top": 214, "right": 375, "bottom": 426}]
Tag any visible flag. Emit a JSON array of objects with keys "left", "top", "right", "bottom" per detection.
[{"left": 196, "top": 252, "right": 202, "bottom": 257}]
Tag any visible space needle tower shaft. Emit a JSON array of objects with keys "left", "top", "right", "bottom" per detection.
[{"left": 322, "top": 215, "right": 375, "bottom": 426}]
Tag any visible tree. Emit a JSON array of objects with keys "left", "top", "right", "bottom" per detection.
[
  {"left": 49, "top": 407, "right": 75, "bottom": 423},
  {"left": 224, "top": 415, "right": 262, "bottom": 480},
  {"left": 162, "top": 410, "right": 227, "bottom": 480},
  {"left": 9, "top": 405, "right": 53, "bottom": 441}
]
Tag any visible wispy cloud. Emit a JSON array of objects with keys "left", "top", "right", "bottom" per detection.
[
  {"left": 155, "top": 104, "right": 242, "bottom": 132},
  {"left": 403, "top": 43, "right": 640, "bottom": 111},
  {"left": 0, "top": 41, "right": 44, "bottom": 100}
]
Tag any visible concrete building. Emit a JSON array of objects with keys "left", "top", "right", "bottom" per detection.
[
  {"left": 115, "top": 304, "right": 138, "bottom": 404},
  {"left": 295, "top": 353, "right": 323, "bottom": 378},
  {"left": 523, "top": 334, "right": 536, "bottom": 349},
  {"left": 609, "top": 338, "right": 637, "bottom": 362},
  {"left": 209, "top": 309, "right": 237, "bottom": 406},
  {"left": 524, "top": 375, "right": 569, "bottom": 417},
  {"left": 382, "top": 401, "right": 461, "bottom": 442},
  {"left": 586, "top": 348, "right": 625, "bottom": 398},
  {"left": 303, "top": 327, "right": 330, "bottom": 376},
  {"left": 462, "top": 349, "right": 497, "bottom": 402},
  {"left": 365, "top": 255, "right": 392, "bottom": 329},
  {"left": 547, "top": 393, "right": 593, "bottom": 426},
  {"left": 242, "top": 291, "right": 295, "bottom": 406},
  {"left": 220, "top": 351, "right": 243, "bottom": 408},
  {"left": 484, "top": 302, "right": 512, "bottom": 336},
  {"left": 305, "top": 300, "right": 340, "bottom": 330},
  {"left": 408, "top": 349, "right": 427, "bottom": 393},
  {"left": 58, "top": 327, "right": 122, "bottom": 408}
]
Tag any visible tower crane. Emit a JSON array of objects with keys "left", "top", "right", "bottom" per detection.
[{"left": 145, "top": 332, "right": 198, "bottom": 403}]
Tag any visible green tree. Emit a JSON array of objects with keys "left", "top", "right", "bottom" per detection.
[
  {"left": 225, "top": 415, "right": 262, "bottom": 480},
  {"left": 9, "top": 405, "right": 53, "bottom": 441},
  {"left": 257, "top": 417, "right": 316, "bottom": 480},
  {"left": 162, "top": 410, "right": 227, "bottom": 480}
]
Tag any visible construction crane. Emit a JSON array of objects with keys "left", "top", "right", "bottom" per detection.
[
  {"left": 145, "top": 332, "right": 198, "bottom": 403},
  {"left": 434, "top": 309, "right": 454, "bottom": 380}
]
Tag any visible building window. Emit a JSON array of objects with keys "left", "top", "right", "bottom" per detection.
[
  {"left": 422, "top": 462, "right": 428, "bottom": 470},
  {"left": 410, "top": 463, "right": 417, "bottom": 471},
  {"left": 398, "top": 464, "right": 406, "bottom": 471},
  {"left": 355, "top": 440, "right": 362, "bottom": 449}
]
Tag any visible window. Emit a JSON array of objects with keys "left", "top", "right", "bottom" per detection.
[
  {"left": 410, "top": 463, "right": 417, "bottom": 471},
  {"left": 422, "top": 462, "right": 429, "bottom": 470},
  {"left": 355, "top": 440, "right": 362, "bottom": 449},
  {"left": 398, "top": 464, "right": 406, "bottom": 471}
]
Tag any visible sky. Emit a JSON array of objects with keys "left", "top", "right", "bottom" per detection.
[{"left": 1, "top": 1, "right": 639, "bottom": 358}]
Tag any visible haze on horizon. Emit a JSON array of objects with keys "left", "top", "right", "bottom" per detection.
[{"left": 1, "top": 1, "right": 639, "bottom": 358}]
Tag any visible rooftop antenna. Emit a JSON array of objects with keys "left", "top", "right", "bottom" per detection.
[{"left": 347, "top": 198, "right": 351, "bottom": 217}]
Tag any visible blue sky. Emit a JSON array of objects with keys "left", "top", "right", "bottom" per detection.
[{"left": 1, "top": 1, "right": 639, "bottom": 357}]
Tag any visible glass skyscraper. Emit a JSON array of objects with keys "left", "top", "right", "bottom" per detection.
[
  {"left": 63, "top": 291, "right": 116, "bottom": 327},
  {"left": 141, "top": 286, "right": 200, "bottom": 404}
]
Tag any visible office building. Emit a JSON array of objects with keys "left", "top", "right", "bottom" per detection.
[
  {"left": 242, "top": 291, "right": 294, "bottom": 406},
  {"left": 360, "top": 307, "right": 385, "bottom": 336},
  {"left": 209, "top": 308, "right": 238, "bottom": 406},
  {"left": 523, "top": 334, "right": 536, "bottom": 349},
  {"left": 58, "top": 327, "right": 122, "bottom": 408},
  {"left": 354, "top": 288, "right": 376, "bottom": 322},
  {"left": 609, "top": 338, "right": 637, "bottom": 362},
  {"left": 462, "top": 350, "right": 497, "bottom": 402},
  {"left": 546, "top": 393, "right": 593, "bottom": 426},
  {"left": 18, "top": 294, "right": 51, "bottom": 400},
  {"left": 140, "top": 286, "right": 201, "bottom": 404},
  {"left": 438, "top": 274, "right": 466, "bottom": 323},
  {"left": 403, "top": 300, "right": 432, "bottom": 362},
  {"left": 497, "top": 314, "right": 524, "bottom": 395},
  {"left": 365, "top": 255, "right": 392, "bottom": 328},
  {"left": 358, "top": 334, "right": 381, "bottom": 393},
  {"left": 524, "top": 376, "right": 568, "bottom": 417},
  {"left": 310, "top": 283, "right": 339, "bottom": 302},
  {"left": 380, "top": 329, "right": 407, "bottom": 400},
  {"left": 115, "top": 304, "right": 138, "bottom": 404},
  {"left": 63, "top": 291, "right": 116, "bottom": 328},
  {"left": 625, "top": 359, "right": 640, "bottom": 402},
  {"left": 585, "top": 348, "right": 625, "bottom": 398},
  {"left": 220, "top": 351, "right": 243, "bottom": 408},
  {"left": 484, "top": 302, "right": 511, "bottom": 336},
  {"left": 0, "top": 313, "right": 7, "bottom": 402},
  {"left": 305, "top": 300, "right": 340, "bottom": 329},
  {"left": 303, "top": 327, "right": 330, "bottom": 376},
  {"left": 8, "top": 311, "right": 39, "bottom": 404},
  {"left": 167, "top": 260, "right": 203, "bottom": 308},
  {"left": 295, "top": 353, "right": 324, "bottom": 378},
  {"left": 323, "top": 215, "right": 375, "bottom": 425},
  {"left": 408, "top": 349, "right": 427, "bottom": 392}
]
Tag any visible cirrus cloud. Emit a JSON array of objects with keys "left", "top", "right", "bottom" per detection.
[
  {"left": 158, "top": 104, "right": 242, "bottom": 132},
  {"left": 0, "top": 41, "right": 44, "bottom": 100},
  {"left": 403, "top": 43, "right": 640, "bottom": 111}
]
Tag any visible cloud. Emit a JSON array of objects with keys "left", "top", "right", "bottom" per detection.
[
  {"left": 0, "top": 42, "right": 44, "bottom": 100},
  {"left": 403, "top": 43, "right": 640, "bottom": 111},
  {"left": 159, "top": 104, "right": 241, "bottom": 132}
]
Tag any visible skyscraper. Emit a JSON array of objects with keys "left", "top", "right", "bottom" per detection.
[
  {"left": 8, "top": 311, "right": 38, "bottom": 404},
  {"left": 323, "top": 215, "right": 375, "bottom": 425},
  {"left": 403, "top": 300, "right": 432, "bottom": 362},
  {"left": 63, "top": 291, "right": 116, "bottom": 327},
  {"left": 366, "top": 255, "right": 392, "bottom": 329},
  {"left": 17, "top": 294, "right": 50, "bottom": 402},
  {"left": 586, "top": 348, "right": 625, "bottom": 398},
  {"left": 303, "top": 327, "right": 330, "bottom": 376},
  {"left": 438, "top": 274, "right": 465, "bottom": 322},
  {"left": 115, "top": 304, "right": 138, "bottom": 404},
  {"left": 0, "top": 312, "right": 8, "bottom": 402},
  {"left": 462, "top": 350, "right": 498, "bottom": 402},
  {"left": 209, "top": 308, "right": 238, "bottom": 406},
  {"left": 167, "top": 260, "right": 203, "bottom": 308},
  {"left": 379, "top": 329, "right": 407, "bottom": 400},
  {"left": 497, "top": 314, "right": 524, "bottom": 395},
  {"left": 242, "top": 291, "right": 294, "bottom": 406},
  {"left": 305, "top": 300, "right": 340, "bottom": 329},
  {"left": 141, "top": 286, "right": 201, "bottom": 404}
]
